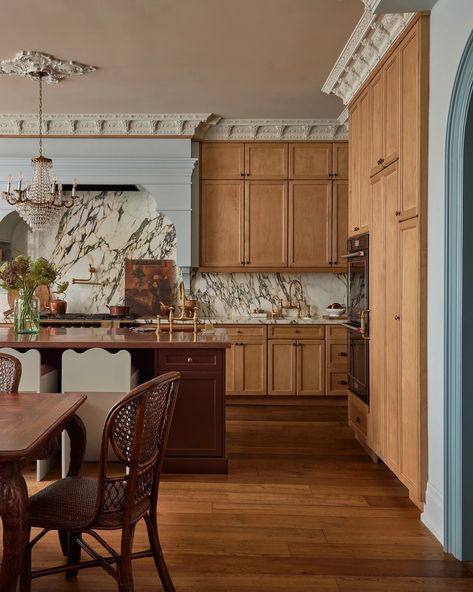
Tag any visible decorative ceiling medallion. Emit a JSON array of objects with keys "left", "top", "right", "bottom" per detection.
[
  {"left": 0, "top": 50, "right": 97, "bottom": 83},
  {"left": 322, "top": 5, "right": 415, "bottom": 105}
]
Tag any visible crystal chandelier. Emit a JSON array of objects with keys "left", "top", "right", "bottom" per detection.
[{"left": 2, "top": 72, "right": 78, "bottom": 232}]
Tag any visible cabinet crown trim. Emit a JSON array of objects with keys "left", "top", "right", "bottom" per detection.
[{"left": 322, "top": 7, "right": 415, "bottom": 106}]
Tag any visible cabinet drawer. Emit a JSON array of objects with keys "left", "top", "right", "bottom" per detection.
[
  {"left": 328, "top": 371, "right": 348, "bottom": 395},
  {"left": 327, "top": 326, "right": 347, "bottom": 341},
  {"left": 157, "top": 350, "right": 223, "bottom": 372},
  {"left": 328, "top": 342, "right": 348, "bottom": 367},
  {"left": 348, "top": 392, "right": 368, "bottom": 437},
  {"left": 268, "top": 326, "right": 325, "bottom": 340},
  {"left": 222, "top": 325, "right": 266, "bottom": 338}
]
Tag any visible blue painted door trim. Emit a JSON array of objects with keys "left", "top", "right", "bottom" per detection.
[{"left": 445, "top": 30, "right": 473, "bottom": 559}]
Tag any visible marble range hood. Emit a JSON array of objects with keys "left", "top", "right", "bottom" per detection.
[{"left": 0, "top": 137, "right": 199, "bottom": 287}]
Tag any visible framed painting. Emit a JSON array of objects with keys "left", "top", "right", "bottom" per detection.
[{"left": 124, "top": 259, "right": 174, "bottom": 317}]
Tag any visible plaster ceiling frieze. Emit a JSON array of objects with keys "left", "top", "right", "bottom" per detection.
[
  {"left": 322, "top": 4, "right": 415, "bottom": 105},
  {"left": 0, "top": 50, "right": 97, "bottom": 83},
  {"left": 200, "top": 118, "right": 348, "bottom": 141},
  {"left": 0, "top": 113, "right": 218, "bottom": 137}
]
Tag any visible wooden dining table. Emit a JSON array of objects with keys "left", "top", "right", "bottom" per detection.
[{"left": 0, "top": 392, "right": 87, "bottom": 592}]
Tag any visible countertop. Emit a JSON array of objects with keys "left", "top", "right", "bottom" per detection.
[
  {"left": 0, "top": 327, "right": 231, "bottom": 349},
  {"left": 142, "top": 316, "right": 348, "bottom": 326}
]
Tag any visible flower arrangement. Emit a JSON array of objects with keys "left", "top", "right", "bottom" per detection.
[{"left": 0, "top": 256, "right": 59, "bottom": 333}]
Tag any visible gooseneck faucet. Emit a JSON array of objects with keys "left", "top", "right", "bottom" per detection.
[{"left": 288, "top": 280, "right": 303, "bottom": 307}]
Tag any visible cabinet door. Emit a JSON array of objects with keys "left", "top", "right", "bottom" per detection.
[
  {"left": 348, "top": 101, "right": 361, "bottom": 236},
  {"left": 333, "top": 143, "right": 348, "bottom": 180},
  {"left": 398, "top": 216, "right": 422, "bottom": 495},
  {"left": 245, "top": 143, "right": 288, "bottom": 179},
  {"left": 201, "top": 143, "right": 245, "bottom": 179},
  {"left": 359, "top": 89, "right": 371, "bottom": 234},
  {"left": 201, "top": 180, "right": 244, "bottom": 267},
  {"left": 288, "top": 181, "right": 331, "bottom": 268},
  {"left": 225, "top": 344, "right": 237, "bottom": 394},
  {"left": 245, "top": 181, "right": 287, "bottom": 267},
  {"left": 297, "top": 340, "right": 325, "bottom": 396},
  {"left": 400, "top": 20, "right": 424, "bottom": 219},
  {"left": 370, "top": 71, "right": 385, "bottom": 177},
  {"left": 369, "top": 171, "right": 386, "bottom": 457},
  {"left": 268, "top": 340, "right": 297, "bottom": 395},
  {"left": 332, "top": 181, "right": 348, "bottom": 268},
  {"left": 384, "top": 162, "right": 401, "bottom": 472},
  {"left": 289, "top": 143, "right": 332, "bottom": 179},
  {"left": 384, "top": 52, "right": 400, "bottom": 168},
  {"left": 238, "top": 342, "right": 267, "bottom": 395}
]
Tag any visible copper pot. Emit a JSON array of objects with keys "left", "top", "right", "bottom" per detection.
[
  {"left": 106, "top": 304, "right": 131, "bottom": 317},
  {"left": 49, "top": 299, "right": 67, "bottom": 316},
  {"left": 159, "top": 302, "right": 174, "bottom": 316}
]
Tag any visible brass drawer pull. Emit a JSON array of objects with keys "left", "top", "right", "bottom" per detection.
[
  {"left": 338, "top": 352, "right": 348, "bottom": 357},
  {"left": 338, "top": 380, "right": 348, "bottom": 385},
  {"left": 187, "top": 357, "right": 193, "bottom": 363}
]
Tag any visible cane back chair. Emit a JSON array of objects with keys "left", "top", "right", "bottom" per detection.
[
  {"left": 0, "top": 351, "right": 21, "bottom": 393},
  {"left": 20, "top": 371, "right": 181, "bottom": 592}
]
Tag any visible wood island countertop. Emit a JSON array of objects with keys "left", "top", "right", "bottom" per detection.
[{"left": 0, "top": 327, "right": 230, "bottom": 349}]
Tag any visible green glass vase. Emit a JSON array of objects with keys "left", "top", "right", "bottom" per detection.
[{"left": 14, "top": 289, "right": 40, "bottom": 334}]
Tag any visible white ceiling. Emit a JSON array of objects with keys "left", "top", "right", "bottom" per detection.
[{"left": 0, "top": 0, "right": 362, "bottom": 119}]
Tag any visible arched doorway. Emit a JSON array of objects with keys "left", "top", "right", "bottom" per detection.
[{"left": 445, "top": 30, "right": 473, "bottom": 559}]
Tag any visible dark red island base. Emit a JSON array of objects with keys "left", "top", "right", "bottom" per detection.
[{"left": 0, "top": 327, "right": 230, "bottom": 474}]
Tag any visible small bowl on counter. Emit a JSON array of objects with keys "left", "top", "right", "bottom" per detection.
[{"left": 324, "top": 307, "right": 345, "bottom": 318}]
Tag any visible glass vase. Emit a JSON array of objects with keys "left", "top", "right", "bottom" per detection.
[{"left": 14, "top": 290, "right": 40, "bottom": 334}]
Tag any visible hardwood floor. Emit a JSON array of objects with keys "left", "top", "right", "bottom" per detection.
[{"left": 16, "top": 399, "right": 473, "bottom": 591}]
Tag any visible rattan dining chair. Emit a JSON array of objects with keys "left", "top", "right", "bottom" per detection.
[
  {"left": 20, "top": 371, "right": 181, "bottom": 592},
  {"left": 0, "top": 351, "right": 21, "bottom": 393}
]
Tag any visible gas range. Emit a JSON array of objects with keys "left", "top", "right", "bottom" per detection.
[{"left": 39, "top": 313, "right": 139, "bottom": 327}]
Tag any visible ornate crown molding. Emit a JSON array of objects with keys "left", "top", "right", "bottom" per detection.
[
  {"left": 198, "top": 116, "right": 348, "bottom": 141},
  {"left": 0, "top": 113, "right": 219, "bottom": 137},
  {"left": 0, "top": 113, "right": 348, "bottom": 140},
  {"left": 0, "top": 51, "right": 97, "bottom": 83},
  {"left": 322, "top": 5, "right": 415, "bottom": 105}
]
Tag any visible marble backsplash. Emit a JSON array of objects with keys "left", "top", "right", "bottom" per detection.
[{"left": 1, "top": 190, "right": 347, "bottom": 318}]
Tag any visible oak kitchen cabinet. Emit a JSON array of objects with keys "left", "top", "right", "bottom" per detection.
[
  {"left": 223, "top": 324, "right": 347, "bottom": 397},
  {"left": 224, "top": 326, "right": 267, "bottom": 396},
  {"left": 268, "top": 326, "right": 325, "bottom": 396},
  {"left": 200, "top": 141, "right": 348, "bottom": 271},
  {"left": 348, "top": 89, "right": 370, "bottom": 237},
  {"left": 347, "top": 14, "right": 428, "bottom": 509}
]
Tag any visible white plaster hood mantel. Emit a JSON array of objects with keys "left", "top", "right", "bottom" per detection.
[{"left": 0, "top": 138, "right": 199, "bottom": 281}]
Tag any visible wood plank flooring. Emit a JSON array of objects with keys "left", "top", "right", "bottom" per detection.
[{"left": 16, "top": 399, "right": 473, "bottom": 591}]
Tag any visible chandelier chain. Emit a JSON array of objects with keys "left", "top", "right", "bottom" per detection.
[{"left": 38, "top": 73, "right": 43, "bottom": 157}]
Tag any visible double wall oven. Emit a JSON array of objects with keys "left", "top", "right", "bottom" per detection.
[{"left": 343, "top": 234, "right": 369, "bottom": 404}]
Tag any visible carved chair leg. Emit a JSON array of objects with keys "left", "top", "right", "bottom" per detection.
[
  {"left": 19, "top": 531, "right": 32, "bottom": 592},
  {"left": 118, "top": 523, "right": 136, "bottom": 592},
  {"left": 144, "top": 512, "right": 175, "bottom": 592},
  {"left": 65, "top": 531, "right": 82, "bottom": 580}
]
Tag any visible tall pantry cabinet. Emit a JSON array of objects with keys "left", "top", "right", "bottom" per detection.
[{"left": 348, "top": 15, "right": 428, "bottom": 509}]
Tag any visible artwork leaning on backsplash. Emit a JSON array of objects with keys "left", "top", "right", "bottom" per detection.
[{"left": 125, "top": 259, "right": 174, "bottom": 316}]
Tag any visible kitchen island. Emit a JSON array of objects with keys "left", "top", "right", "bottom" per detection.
[{"left": 0, "top": 327, "right": 230, "bottom": 474}]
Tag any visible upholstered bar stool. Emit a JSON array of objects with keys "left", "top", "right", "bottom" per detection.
[
  {"left": 0, "top": 347, "right": 59, "bottom": 480},
  {"left": 61, "top": 348, "right": 140, "bottom": 477}
]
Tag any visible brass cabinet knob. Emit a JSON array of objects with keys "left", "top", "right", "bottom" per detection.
[
  {"left": 187, "top": 357, "right": 193, "bottom": 363},
  {"left": 394, "top": 315, "right": 400, "bottom": 321},
  {"left": 295, "top": 330, "right": 300, "bottom": 333},
  {"left": 395, "top": 210, "right": 401, "bottom": 216},
  {"left": 353, "top": 226, "right": 360, "bottom": 232},
  {"left": 355, "top": 416, "right": 361, "bottom": 424},
  {"left": 237, "top": 330, "right": 242, "bottom": 334}
]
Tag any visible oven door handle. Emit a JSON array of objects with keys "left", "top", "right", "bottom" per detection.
[
  {"left": 341, "top": 251, "right": 366, "bottom": 259},
  {"left": 360, "top": 309, "right": 370, "bottom": 340}
]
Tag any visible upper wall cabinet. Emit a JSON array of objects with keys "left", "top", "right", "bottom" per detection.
[
  {"left": 201, "top": 143, "right": 245, "bottom": 179},
  {"left": 245, "top": 143, "right": 288, "bottom": 179},
  {"left": 288, "top": 143, "right": 347, "bottom": 180},
  {"left": 200, "top": 141, "right": 348, "bottom": 271},
  {"left": 349, "top": 89, "right": 370, "bottom": 237},
  {"left": 369, "top": 52, "right": 400, "bottom": 177}
]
